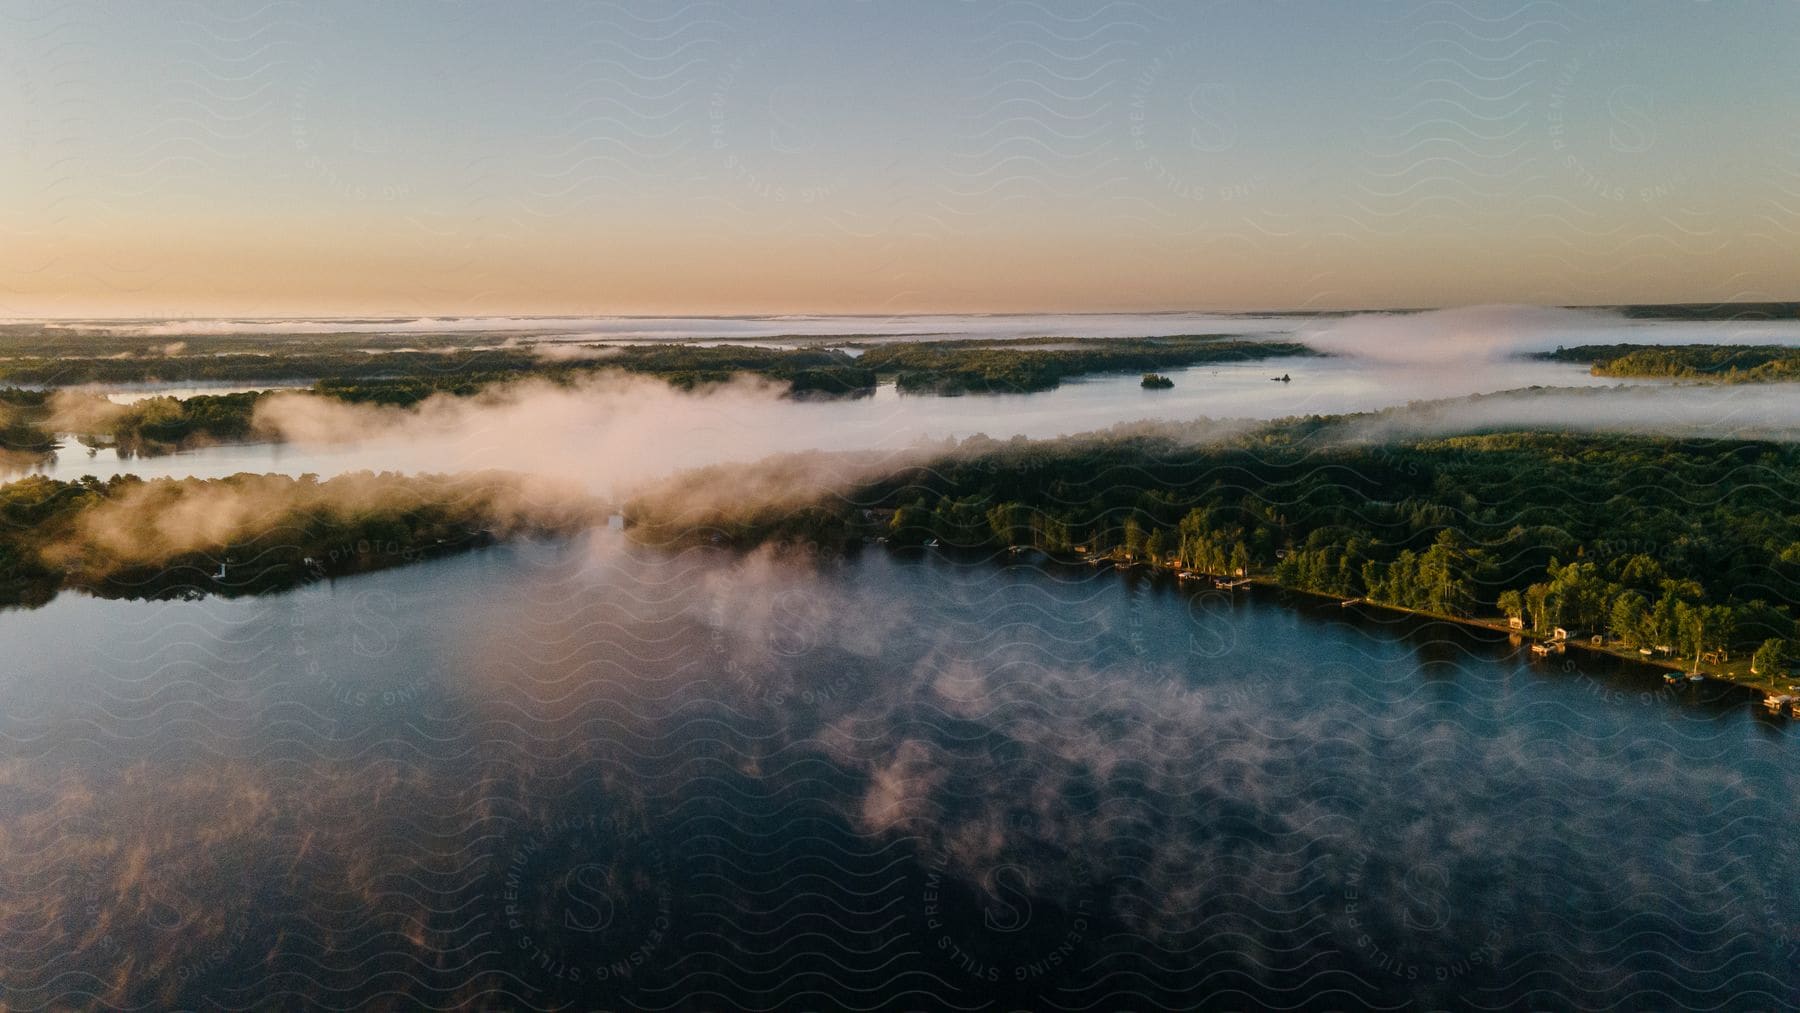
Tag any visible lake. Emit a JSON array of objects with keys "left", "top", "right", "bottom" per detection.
[
  {"left": 3, "top": 354, "right": 1666, "bottom": 487},
  {"left": 2, "top": 538, "right": 1793, "bottom": 1009}
]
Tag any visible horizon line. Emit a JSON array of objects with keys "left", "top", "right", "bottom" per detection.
[{"left": 6, "top": 299, "right": 1797, "bottom": 325}]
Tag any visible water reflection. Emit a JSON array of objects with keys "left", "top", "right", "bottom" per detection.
[{"left": 0, "top": 539, "right": 1793, "bottom": 1008}]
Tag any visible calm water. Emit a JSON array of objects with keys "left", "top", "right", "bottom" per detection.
[
  {"left": 2, "top": 539, "right": 1794, "bottom": 1009},
  {"left": 6, "top": 355, "right": 1657, "bottom": 486}
]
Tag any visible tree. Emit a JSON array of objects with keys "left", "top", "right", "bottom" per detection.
[
  {"left": 1415, "top": 529, "right": 1479, "bottom": 617},
  {"left": 1649, "top": 592, "right": 1681, "bottom": 648},
  {"left": 1752, "top": 639, "right": 1788, "bottom": 682},
  {"left": 1122, "top": 517, "right": 1145, "bottom": 559},
  {"left": 1609, "top": 590, "right": 1649, "bottom": 647},
  {"left": 1617, "top": 553, "right": 1665, "bottom": 590},
  {"left": 1144, "top": 528, "right": 1168, "bottom": 564},
  {"left": 1710, "top": 605, "right": 1737, "bottom": 655},
  {"left": 986, "top": 502, "right": 1029, "bottom": 547},
  {"left": 1525, "top": 582, "right": 1552, "bottom": 633},
  {"left": 1498, "top": 589, "right": 1523, "bottom": 622}
]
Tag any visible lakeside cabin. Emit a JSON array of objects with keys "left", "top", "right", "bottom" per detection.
[{"left": 1508, "top": 617, "right": 1524, "bottom": 630}]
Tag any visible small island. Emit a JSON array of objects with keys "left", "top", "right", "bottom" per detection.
[{"left": 1141, "top": 372, "right": 1175, "bottom": 389}]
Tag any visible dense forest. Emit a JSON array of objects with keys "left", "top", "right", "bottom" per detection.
[
  {"left": 0, "top": 332, "right": 1312, "bottom": 395},
  {"left": 629, "top": 425, "right": 1800, "bottom": 677},
  {"left": 6, "top": 409, "right": 1797, "bottom": 678},
  {"left": 1537, "top": 343, "right": 1800, "bottom": 382},
  {"left": 1612, "top": 302, "right": 1800, "bottom": 321},
  {"left": 0, "top": 471, "right": 600, "bottom": 608},
  {"left": 0, "top": 335, "right": 1318, "bottom": 456},
  {"left": 0, "top": 323, "right": 506, "bottom": 358},
  {"left": 0, "top": 343, "right": 874, "bottom": 390},
  {"left": 0, "top": 345, "right": 877, "bottom": 456},
  {"left": 0, "top": 388, "right": 58, "bottom": 453},
  {"left": 1, "top": 387, "right": 268, "bottom": 457},
  {"left": 854, "top": 335, "right": 1316, "bottom": 394}
]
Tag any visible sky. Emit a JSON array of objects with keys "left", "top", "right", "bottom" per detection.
[{"left": 2, "top": 0, "right": 1796, "bottom": 318}]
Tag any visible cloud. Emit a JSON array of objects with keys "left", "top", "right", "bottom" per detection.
[
  {"left": 1298, "top": 305, "right": 1618, "bottom": 365},
  {"left": 249, "top": 372, "right": 928, "bottom": 501},
  {"left": 1333, "top": 383, "right": 1800, "bottom": 443},
  {"left": 42, "top": 470, "right": 597, "bottom": 574},
  {"left": 1297, "top": 304, "right": 1800, "bottom": 367}
]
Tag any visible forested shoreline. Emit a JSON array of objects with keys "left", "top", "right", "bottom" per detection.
[
  {"left": 4, "top": 414, "right": 1796, "bottom": 686},
  {"left": 0, "top": 471, "right": 601, "bottom": 608},
  {"left": 1537, "top": 343, "right": 1800, "bottom": 383},
  {"left": 0, "top": 334, "right": 1310, "bottom": 394},
  {"left": 0, "top": 335, "right": 1315, "bottom": 458},
  {"left": 853, "top": 335, "right": 1317, "bottom": 394},
  {"left": 628, "top": 425, "right": 1800, "bottom": 685}
]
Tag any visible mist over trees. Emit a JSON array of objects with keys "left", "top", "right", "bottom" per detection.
[
  {"left": 0, "top": 470, "right": 600, "bottom": 608},
  {"left": 629, "top": 427, "right": 1800, "bottom": 669},
  {"left": 1539, "top": 343, "right": 1800, "bottom": 383}
]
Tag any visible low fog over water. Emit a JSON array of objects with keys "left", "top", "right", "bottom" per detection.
[
  {"left": 1, "top": 538, "right": 1790, "bottom": 1009},
  {"left": 9, "top": 306, "right": 1800, "bottom": 493}
]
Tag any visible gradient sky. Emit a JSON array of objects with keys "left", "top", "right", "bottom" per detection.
[{"left": 2, "top": 0, "right": 1796, "bottom": 317}]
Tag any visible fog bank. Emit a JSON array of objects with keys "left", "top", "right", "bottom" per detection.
[{"left": 1298, "top": 305, "right": 1800, "bottom": 366}]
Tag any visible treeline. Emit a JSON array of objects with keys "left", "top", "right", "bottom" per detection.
[
  {"left": 0, "top": 388, "right": 57, "bottom": 453},
  {"left": 1, "top": 388, "right": 266, "bottom": 457},
  {"left": 1537, "top": 344, "right": 1800, "bottom": 383},
  {"left": 0, "top": 336, "right": 1325, "bottom": 458},
  {"left": 605, "top": 345, "right": 873, "bottom": 395},
  {"left": 311, "top": 345, "right": 876, "bottom": 404},
  {"left": 0, "top": 345, "right": 880, "bottom": 457},
  {"left": 0, "top": 323, "right": 490, "bottom": 359},
  {"left": 1613, "top": 303, "right": 1800, "bottom": 321},
  {"left": 0, "top": 348, "right": 550, "bottom": 386},
  {"left": 97, "top": 392, "right": 264, "bottom": 452},
  {"left": 0, "top": 335, "right": 1321, "bottom": 398},
  {"left": 0, "top": 336, "right": 1324, "bottom": 444},
  {"left": 628, "top": 427, "right": 1800, "bottom": 667},
  {"left": 0, "top": 471, "right": 601, "bottom": 608},
  {"left": 0, "top": 342, "right": 876, "bottom": 393},
  {"left": 855, "top": 336, "right": 1316, "bottom": 394}
]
